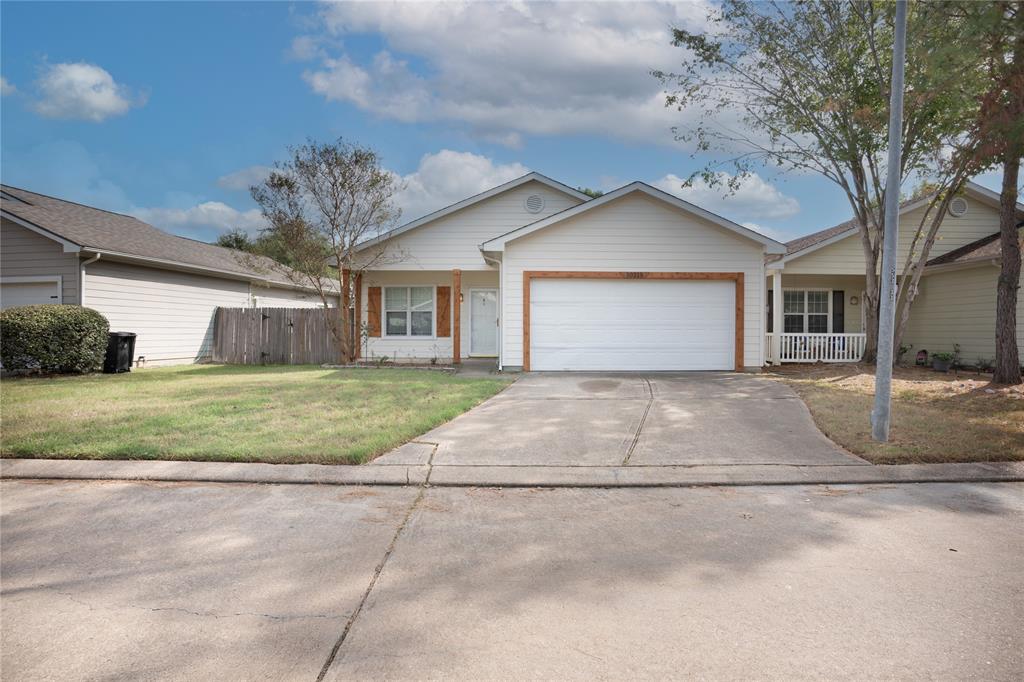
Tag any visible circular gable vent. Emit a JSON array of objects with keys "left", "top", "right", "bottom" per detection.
[
  {"left": 524, "top": 194, "right": 545, "bottom": 214},
  {"left": 948, "top": 196, "right": 969, "bottom": 217}
]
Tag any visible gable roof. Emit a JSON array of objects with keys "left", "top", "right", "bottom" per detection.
[
  {"left": 480, "top": 181, "right": 787, "bottom": 253},
  {"left": 0, "top": 184, "right": 317, "bottom": 289},
  {"left": 926, "top": 225, "right": 1023, "bottom": 267},
  {"left": 781, "top": 181, "right": 1024, "bottom": 264},
  {"left": 355, "top": 171, "right": 589, "bottom": 252}
]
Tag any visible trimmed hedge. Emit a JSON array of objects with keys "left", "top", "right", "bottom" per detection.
[{"left": 1, "top": 305, "right": 110, "bottom": 373}]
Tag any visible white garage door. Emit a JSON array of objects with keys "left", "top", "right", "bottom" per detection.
[
  {"left": 0, "top": 279, "right": 61, "bottom": 309},
  {"left": 530, "top": 278, "right": 735, "bottom": 371}
]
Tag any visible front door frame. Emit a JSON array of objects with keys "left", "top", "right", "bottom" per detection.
[
  {"left": 522, "top": 271, "right": 745, "bottom": 372},
  {"left": 468, "top": 287, "right": 499, "bottom": 357}
]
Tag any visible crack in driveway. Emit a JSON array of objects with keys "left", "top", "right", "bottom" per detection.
[
  {"left": 622, "top": 377, "right": 654, "bottom": 466},
  {"left": 315, "top": 441, "right": 436, "bottom": 680}
]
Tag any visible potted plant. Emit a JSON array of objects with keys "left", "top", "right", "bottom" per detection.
[{"left": 931, "top": 352, "right": 954, "bottom": 372}]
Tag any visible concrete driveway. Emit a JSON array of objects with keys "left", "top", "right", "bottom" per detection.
[
  {"left": 3, "top": 479, "right": 1022, "bottom": 680},
  {"left": 375, "top": 372, "right": 865, "bottom": 467}
]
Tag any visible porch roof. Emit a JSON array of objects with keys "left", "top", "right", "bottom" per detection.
[{"left": 926, "top": 225, "right": 1023, "bottom": 267}]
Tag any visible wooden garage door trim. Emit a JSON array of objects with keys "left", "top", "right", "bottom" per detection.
[{"left": 522, "top": 271, "right": 744, "bottom": 372}]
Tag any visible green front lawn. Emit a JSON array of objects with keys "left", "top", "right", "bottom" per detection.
[{"left": 1, "top": 365, "right": 510, "bottom": 464}]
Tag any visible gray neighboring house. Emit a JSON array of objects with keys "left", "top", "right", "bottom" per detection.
[{"left": 0, "top": 185, "right": 335, "bottom": 366}]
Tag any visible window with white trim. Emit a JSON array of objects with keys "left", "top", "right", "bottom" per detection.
[
  {"left": 783, "top": 290, "right": 830, "bottom": 333},
  {"left": 384, "top": 286, "right": 434, "bottom": 337}
]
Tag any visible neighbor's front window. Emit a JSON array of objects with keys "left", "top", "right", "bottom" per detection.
[
  {"left": 384, "top": 286, "right": 434, "bottom": 336},
  {"left": 783, "top": 290, "right": 829, "bottom": 334}
]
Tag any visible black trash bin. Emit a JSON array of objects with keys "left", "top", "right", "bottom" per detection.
[{"left": 103, "top": 332, "right": 137, "bottom": 373}]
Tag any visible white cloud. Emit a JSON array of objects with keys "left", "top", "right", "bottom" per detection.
[
  {"left": 1, "top": 76, "right": 15, "bottom": 96},
  {"left": 652, "top": 172, "right": 800, "bottom": 222},
  {"left": 287, "top": 35, "right": 323, "bottom": 61},
  {"left": 32, "top": 62, "right": 143, "bottom": 122},
  {"left": 391, "top": 150, "right": 529, "bottom": 221},
  {"left": 132, "top": 202, "right": 266, "bottom": 237},
  {"left": 301, "top": 1, "right": 715, "bottom": 146},
  {"left": 216, "top": 165, "right": 274, "bottom": 191}
]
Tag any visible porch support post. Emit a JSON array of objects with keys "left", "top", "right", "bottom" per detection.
[
  {"left": 354, "top": 273, "right": 363, "bottom": 359},
  {"left": 771, "top": 269, "right": 783, "bottom": 365},
  {"left": 452, "top": 269, "right": 462, "bottom": 364}
]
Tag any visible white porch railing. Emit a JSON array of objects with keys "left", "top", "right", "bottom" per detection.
[{"left": 765, "top": 333, "right": 867, "bottom": 363}]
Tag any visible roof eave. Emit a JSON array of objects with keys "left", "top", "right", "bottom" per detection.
[
  {"left": 482, "top": 181, "right": 787, "bottom": 253},
  {"left": 80, "top": 247, "right": 337, "bottom": 294},
  {"left": 1, "top": 209, "right": 82, "bottom": 253}
]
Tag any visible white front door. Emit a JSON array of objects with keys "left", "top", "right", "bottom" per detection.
[{"left": 469, "top": 288, "right": 498, "bottom": 356}]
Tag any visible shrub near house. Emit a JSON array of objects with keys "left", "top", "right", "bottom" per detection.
[{"left": 1, "top": 305, "right": 109, "bottom": 373}]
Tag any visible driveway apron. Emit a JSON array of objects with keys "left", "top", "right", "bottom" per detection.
[{"left": 373, "top": 372, "right": 865, "bottom": 467}]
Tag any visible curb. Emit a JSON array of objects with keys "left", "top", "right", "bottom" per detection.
[
  {"left": 0, "top": 459, "right": 429, "bottom": 487},
  {"left": 2, "top": 459, "right": 1022, "bottom": 489},
  {"left": 424, "top": 462, "right": 1024, "bottom": 487}
]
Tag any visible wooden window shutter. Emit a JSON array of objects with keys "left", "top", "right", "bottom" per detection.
[
  {"left": 436, "top": 286, "right": 451, "bottom": 337},
  {"left": 367, "top": 287, "right": 382, "bottom": 337}
]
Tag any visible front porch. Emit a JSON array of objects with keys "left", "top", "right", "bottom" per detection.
[
  {"left": 359, "top": 269, "right": 500, "bottom": 364},
  {"left": 765, "top": 333, "right": 867, "bottom": 363},
  {"left": 766, "top": 271, "right": 868, "bottom": 364}
]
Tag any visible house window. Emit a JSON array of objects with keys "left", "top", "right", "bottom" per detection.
[
  {"left": 384, "top": 286, "right": 434, "bottom": 337},
  {"left": 783, "top": 290, "right": 830, "bottom": 334}
]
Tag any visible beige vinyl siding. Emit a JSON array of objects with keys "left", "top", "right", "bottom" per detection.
[
  {"left": 1, "top": 219, "right": 80, "bottom": 304},
  {"left": 502, "top": 192, "right": 766, "bottom": 369},
  {"left": 360, "top": 270, "right": 498, "bottom": 361},
  {"left": 785, "top": 202, "right": 1003, "bottom": 275},
  {"left": 251, "top": 285, "right": 336, "bottom": 308},
  {"left": 365, "top": 181, "right": 583, "bottom": 271},
  {"left": 83, "top": 260, "right": 252, "bottom": 366},
  {"left": 764, "top": 274, "right": 867, "bottom": 333},
  {"left": 903, "top": 264, "right": 1023, "bottom": 362}
]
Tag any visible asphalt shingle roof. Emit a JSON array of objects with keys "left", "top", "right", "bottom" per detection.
[{"left": 0, "top": 184, "right": 304, "bottom": 287}]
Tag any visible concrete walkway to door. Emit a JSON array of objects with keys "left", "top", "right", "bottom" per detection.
[{"left": 373, "top": 373, "right": 866, "bottom": 467}]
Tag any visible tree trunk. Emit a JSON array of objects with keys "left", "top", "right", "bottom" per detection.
[
  {"left": 994, "top": 152, "right": 1022, "bottom": 385},
  {"left": 860, "top": 224, "right": 881, "bottom": 364},
  {"left": 338, "top": 273, "right": 355, "bottom": 365}
]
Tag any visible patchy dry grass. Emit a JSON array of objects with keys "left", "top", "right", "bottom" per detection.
[
  {"left": 1, "top": 365, "right": 510, "bottom": 464},
  {"left": 768, "top": 364, "right": 1024, "bottom": 464}
]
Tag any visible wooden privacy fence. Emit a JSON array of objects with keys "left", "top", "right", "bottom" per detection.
[{"left": 212, "top": 307, "right": 343, "bottom": 365}]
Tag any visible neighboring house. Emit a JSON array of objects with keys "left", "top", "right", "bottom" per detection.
[
  {"left": 766, "top": 182, "right": 1024, "bottom": 365},
  {"left": 355, "top": 173, "right": 786, "bottom": 371},
  {"left": 0, "top": 185, "right": 335, "bottom": 366}
]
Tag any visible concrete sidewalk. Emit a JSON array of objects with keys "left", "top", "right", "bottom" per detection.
[{"left": 3, "top": 458, "right": 1022, "bottom": 488}]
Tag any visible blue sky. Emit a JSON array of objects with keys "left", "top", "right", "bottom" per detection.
[{"left": 0, "top": 1, "right": 1002, "bottom": 244}]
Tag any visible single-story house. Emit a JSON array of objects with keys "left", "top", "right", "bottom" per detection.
[
  {"left": 0, "top": 185, "right": 335, "bottom": 366},
  {"left": 353, "top": 173, "right": 1023, "bottom": 371}
]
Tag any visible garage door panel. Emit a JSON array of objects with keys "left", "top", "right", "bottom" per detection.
[
  {"left": 530, "top": 279, "right": 735, "bottom": 371},
  {"left": 0, "top": 280, "right": 61, "bottom": 309}
]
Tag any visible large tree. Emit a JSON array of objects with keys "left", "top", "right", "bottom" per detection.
[
  {"left": 655, "top": 0, "right": 988, "bottom": 362},
  {"left": 249, "top": 139, "right": 402, "bottom": 363},
  {"left": 954, "top": 0, "right": 1023, "bottom": 384}
]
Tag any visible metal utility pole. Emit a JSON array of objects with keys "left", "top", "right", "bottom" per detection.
[{"left": 871, "top": 0, "right": 908, "bottom": 442}]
